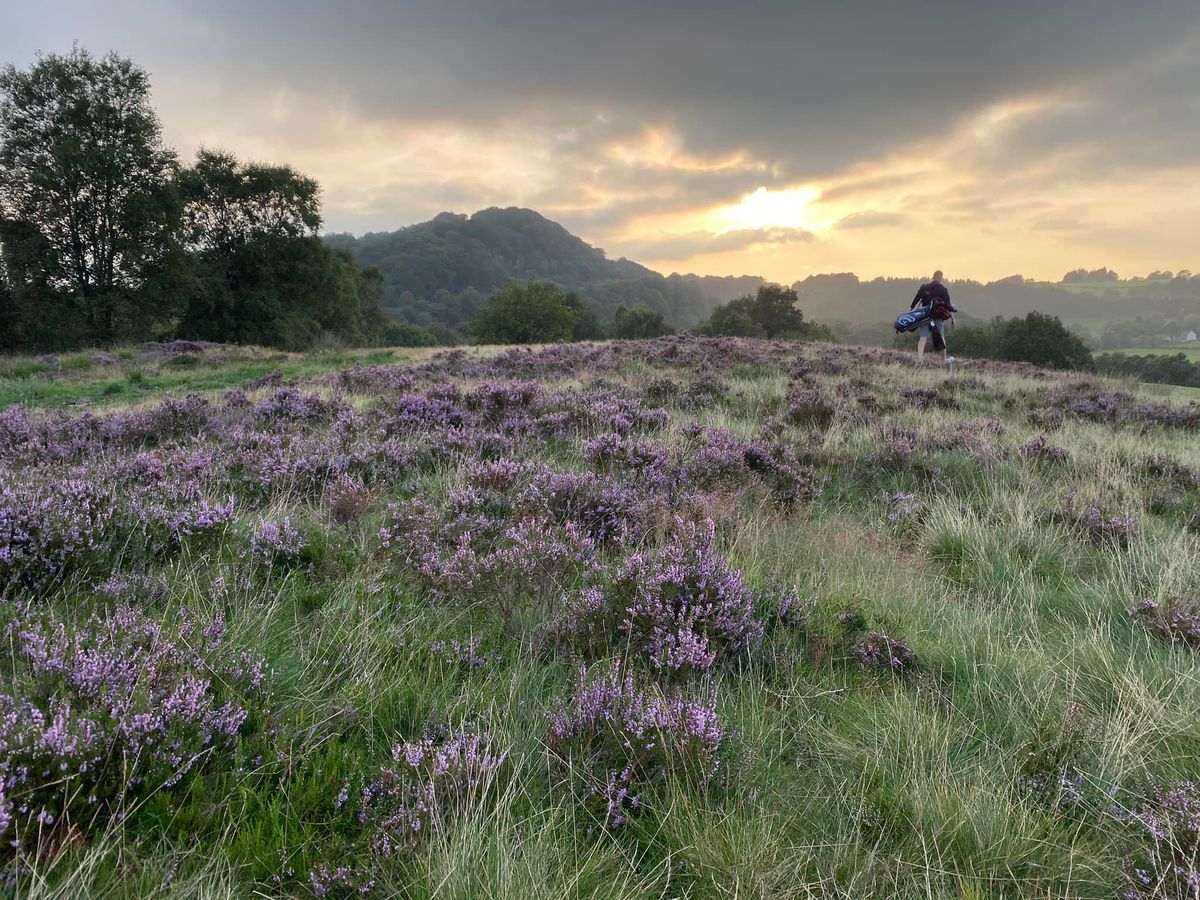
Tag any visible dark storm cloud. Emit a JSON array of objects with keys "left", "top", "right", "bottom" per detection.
[
  {"left": 7, "top": 1, "right": 1199, "bottom": 179},
  {"left": 3, "top": 0, "right": 1199, "bottom": 271}
]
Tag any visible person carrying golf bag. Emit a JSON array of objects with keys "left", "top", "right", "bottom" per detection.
[{"left": 909, "top": 270, "right": 956, "bottom": 365}]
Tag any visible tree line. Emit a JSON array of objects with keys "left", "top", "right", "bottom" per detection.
[
  {"left": 0, "top": 48, "right": 405, "bottom": 352},
  {"left": 467, "top": 280, "right": 832, "bottom": 345}
]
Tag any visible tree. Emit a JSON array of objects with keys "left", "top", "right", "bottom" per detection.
[
  {"left": 994, "top": 312, "right": 1093, "bottom": 370},
  {"left": 748, "top": 283, "right": 807, "bottom": 338},
  {"left": 0, "top": 256, "right": 14, "bottom": 349},
  {"left": 613, "top": 304, "right": 672, "bottom": 339},
  {"left": 949, "top": 312, "right": 1093, "bottom": 370},
  {"left": 696, "top": 297, "right": 765, "bottom": 337},
  {"left": 178, "top": 148, "right": 320, "bottom": 252},
  {"left": 178, "top": 236, "right": 363, "bottom": 350},
  {"left": 356, "top": 265, "right": 390, "bottom": 343},
  {"left": 0, "top": 48, "right": 183, "bottom": 344},
  {"left": 381, "top": 320, "right": 439, "bottom": 347},
  {"left": 471, "top": 280, "right": 579, "bottom": 344},
  {"left": 563, "top": 291, "right": 605, "bottom": 340},
  {"left": 175, "top": 149, "right": 367, "bottom": 349},
  {"left": 697, "top": 284, "right": 831, "bottom": 341}
]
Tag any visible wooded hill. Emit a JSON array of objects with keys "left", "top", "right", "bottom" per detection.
[{"left": 325, "top": 208, "right": 762, "bottom": 343}]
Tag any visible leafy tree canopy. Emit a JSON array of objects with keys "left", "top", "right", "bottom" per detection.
[
  {"left": 178, "top": 148, "right": 321, "bottom": 252},
  {"left": 0, "top": 47, "right": 183, "bottom": 343},
  {"left": 471, "top": 280, "right": 580, "bottom": 344},
  {"left": 613, "top": 304, "right": 673, "bottom": 339},
  {"left": 698, "top": 284, "right": 831, "bottom": 341}
]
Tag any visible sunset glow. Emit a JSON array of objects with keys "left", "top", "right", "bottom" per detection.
[{"left": 5, "top": 2, "right": 1197, "bottom": 283}]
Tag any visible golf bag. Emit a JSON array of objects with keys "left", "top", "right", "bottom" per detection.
[{"left": 894, "top": 305, "right": 934, "bottom": 333}]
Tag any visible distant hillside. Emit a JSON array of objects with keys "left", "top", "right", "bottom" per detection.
[
  {"left": 795, "top": 272, "right": 1200, "bottom": 333},
  {"left": 325, "top": 208, "right": 760, "bottom": 341},
  {"left": 325, "top": 207, "right": 1200, "bottom": 345}
]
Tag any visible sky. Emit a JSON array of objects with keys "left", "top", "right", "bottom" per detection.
[{"left": 4, "top": 1, "right": 1200, "bottom": 283}]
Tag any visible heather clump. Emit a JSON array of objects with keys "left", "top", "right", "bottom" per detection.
[
  {"left": 519, "top": 468, "right": 652, "bottom": 544},
  {"left": 1129, "top": 598, "right": 1200, "bottom": 649},
  {"left": 0, "top": 477, "right": 118, "bottom": 592},
  {"left": 785, "top": 387, "right": 836, "bottom": 428},
  {"left": 308, "top": 726, "right": 508, "bottom": 894},
  {"left": 897, "top": 385, "right": 945, "bottom": 409},
  {"left": 0, "top": 603, "right": 266, "bottom": 855},
  {"left": 1137, "top": 455, "right": 1200, "bottom": 491},
  {"left": 548, "top": 660, "right": 723, "bottom": 828},
  {"left": 253, "top": 388, "right": 341, "bottom": 424},
  {"left": 321, "top": 472, "right": 374, "bottom": 525},
  {"left": 879, "top": 490, "right": 922, "bottom": 525},
  {"left": 1118, "top": 779, "right": 1200, "bottom": 900},
  {"left": 250, "top": 516, "right": 308, "bottom": 566},
  {"left": 850, "top": 630, "right": 918, "bottom": 674},
  {"left": 1056, "top": 490, "right": 1139, "bottom": 546},
  {"left": 1017, "top": 703, "right": 1091, "bottom": 816},
  {"left": 564, "top": 519, "right": 762, "bottom": 673},
  {"left": 359, "top": 726, "right": 508, "bottom": 858},
  {"left": 583, "top": 432, "right": 671, "bottom": 476},
  {"left": 1018, "top": 432, "right": 1070, "bottom": 463},
  {"left": 873, "top": 425, "right": 921, "bottom": 468},
  {"left": 381, "top": 501, "right": 596, "bottom": 633}
]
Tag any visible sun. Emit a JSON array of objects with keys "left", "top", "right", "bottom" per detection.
[{"left": 714, "top": 185, "right": 827, "bottom": 232}]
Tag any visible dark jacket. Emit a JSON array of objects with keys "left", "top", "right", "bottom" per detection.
[{"left": 911, "top": 281, "right": 956, "bottom": 313}]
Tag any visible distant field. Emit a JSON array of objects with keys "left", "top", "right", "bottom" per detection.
[
  {"left": 0, "top": 343, "right": 469, "bottom": 410},
  {"left": 1057, "top": 278, "right": 1173, "bottom": 296},
  {"left": 1102, "top": 346, "right": 1200, "bottom": 362}
]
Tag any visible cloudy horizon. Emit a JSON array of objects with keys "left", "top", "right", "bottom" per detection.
[{"left": 4, "top": 1, "right": 1200, "bottom": 283}]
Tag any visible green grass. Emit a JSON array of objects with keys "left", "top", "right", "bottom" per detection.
[
  {"left": 0, "top": 346, "right": 418, "bottom": 410},
  {"left": 8, "top": 341, "right": 1200, "bottom": 898}
]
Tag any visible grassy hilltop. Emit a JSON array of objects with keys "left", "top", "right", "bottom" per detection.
[{"left": 3, "top": 337, "right": 1200, "bottom": 899}]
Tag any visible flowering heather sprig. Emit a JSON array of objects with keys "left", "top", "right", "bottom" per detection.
[
  {"left": 874, "top": 426, "right": 921, "bottom": 467},
  {"left": 880, "top": 491, "right": 922, "bottom": 525},
  {"left": 1117, "top": 779, "right": 1200, "bottom": 900},
  {"left": 322, "top": 473, "right": 373, "bottom": 525},
  {"left": 1027, "top": 406, "right": 1066, "bottom": 432},
  {"left": 897, "top": 386, "right": 943, "bottom": 409},
  {"left": 428, "top": 635, "right": 502, "bottom": 671},
  {"left": 253, "top": 388, "right": 340, "bottom": 424},
  {"left": 785, "top": 388, "right": 836, "bottom": 428},
  {"left": 0, "top": 603, "right": 266, "bottom": 852},
  {"left": 583, "top": 432, "right": 670, "bottom": 475},
  {"left": 0, "top": 477, "right": 117, "bottom": 591},
  {"left": 344, "top": 726, "right": 507, "bottom": 861},
  {"left": 1129, "top": 598, "right": 1200, "bottom": 649},
  {"left": 250, "top": 517, "right": 308, "bottom": 566},
  {"left": 851, "top": 631, "right": 917, "bottom": 674},
  {"left": 1058, "top": 490, "right": 1139, "bottom": 545},
  {"left": 548, "top": 660, "right": 723, "bottom": 828},
  {"left": 1019, "top": 433, "right": 1070, "bottom": 463},
  {"left": 564, "top": 519, "right": 763, "bottom": 673}
]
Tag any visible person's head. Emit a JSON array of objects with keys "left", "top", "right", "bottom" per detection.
[{"left": 931, "top": 269, "right": 944, "bottom": 283}]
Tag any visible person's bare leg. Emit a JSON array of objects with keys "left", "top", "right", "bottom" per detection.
[{"left": 917, "top": 336, "right": 927, "bottom": 364}]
